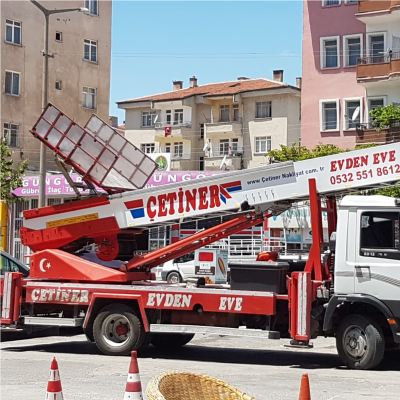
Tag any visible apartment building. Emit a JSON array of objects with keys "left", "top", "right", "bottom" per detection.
[
  {"left": 117, "top": 72, "right": 301, "bottom": 172},
  {"left": 1, "top": 0, "right": 112, "bottom": 172},
  {"left": 301, "top": 0, "right": 366, "bottom": 149},
  {"left": 355, "top": 0, "right": 400, "bottom": 144}
]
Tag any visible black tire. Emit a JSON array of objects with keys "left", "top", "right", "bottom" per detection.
[
  {"left": 151, "top": 333, "right": 195, "bottom": 348},
  {"left": 167, "top": 271, "right": 182, "bottom": 284},
  {"left": 336, "top": 314, "right": 384, "bottom": 370},
  {"left": 93, "top": 303, "right": 144, "bottom": 356}
]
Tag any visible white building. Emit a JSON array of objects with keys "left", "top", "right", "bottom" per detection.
[{"left": 117, "top": 72, "right": 301, "bottom": 172}]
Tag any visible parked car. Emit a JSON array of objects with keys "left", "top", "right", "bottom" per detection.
[
  {"left": 0, "top": 251, "right": 30, "bottom": 277},
  {"left": 160, "top": 252, "right": 195, "bottom": 283}
]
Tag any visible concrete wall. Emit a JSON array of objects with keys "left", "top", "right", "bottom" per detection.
[
  {"left": 301, "top": 0, "right": 366, "bottom": 150},
  {"left": 1, "top": 1, "right": 112, "bottom": 171}
]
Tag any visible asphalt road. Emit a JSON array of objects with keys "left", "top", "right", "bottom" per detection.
[{"left": 1, "top": 330, "right": 399, "bottom": 399}]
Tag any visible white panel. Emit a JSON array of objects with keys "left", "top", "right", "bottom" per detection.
[
  {"left": 70, "top": 148, "right": 94, "bottom": 172},
  {"left": 35, "top": 119, "right": 51, "bottom": 138},
  {"left": 58, "top": 137, "right": 75, "bottom": 157},
  {"left": 80, "top": 135, "right": 103, "bottom": 158},
  {"left": 85, "top": 115, "right": 103, "bottom": 134},
  {"left": 43, "top": 105, "right": 59, "bottom": 123},
  {"left": 98, "top": 149, "right": 116, "bottom": 169},
  {"left": 67, "top": 125, "right": 85, "bottom": 144},
  {"left": 98, "top": 125, "right": 114, "bottom": 142},
  {"left": 55, "top": 115, "right": 71, "bottom": 132},
  {"left": 89, "top": 163, "right": 108, "bottom": 182},
  {"left": 109, "top": 134, "right": 125, "bottom": 152},
  {"left": 47, "top": 128, "right": 63, "bottom": 147}
]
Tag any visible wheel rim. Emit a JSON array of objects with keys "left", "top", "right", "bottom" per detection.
[
  {"left": 342, "top": 325, "right": 368, "bottom": 360},
  {"left": 168, "top": 274, "right": 179, "bottom": 284},
  {"left": 101, "top": 314, "right": 131, "bottom": 348}
]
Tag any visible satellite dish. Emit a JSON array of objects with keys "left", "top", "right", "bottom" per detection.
[
  {"left": 351, "top": 106, "right": 360, "bottom": 122},
  {"left": 153, "top": 115, "right": 158, "bottom": 123},
  {"left": 202, "top": 142, "right": 210, "bottom": 152},
  {"left": 219, "top": 155, "right": 227, "bottom": 170}
]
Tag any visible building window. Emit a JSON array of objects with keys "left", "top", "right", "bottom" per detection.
[
  {"left": 166, "top": 110, "right": 172, "bottom": 125},
  {"left": 368, "top": 97, "right": 385, "bottom": 125},
  {"left": 199, "top": 123, "right": 204, "bottom": 139},
  {"left": 3, "top": 123, "right": 19, "bottom": 147},
  {"left": 173, "top": 109, "right": 183, "bottom": 125},
  {"left": 233, "top": 104, "right": 239, "bottom": 121},
  {"left": 84, "top": 39, "right": 97, "bottom": 62},
  {"left": 254, "top": 137, "right": 271, "bottom": 154},
  {"left": 174, "top": 142, "right": 183, "bottom": 157},
  {"left": 231, "top": 138, "right": 238, "bottom": 152},
  {"left": 220, "top": 105, "right": 230, "bottom": 122},
  {"left": 319, "top": 99, "right": 340, "bottom": 131},
  {"left": 255, "top": 101, "right": 271, "bottom": 119},
  {"left": 343, "top": 34, "right": 362, "bottom": 67},
  {"left": 82, "top": 86, "right": 96, "bottom": 109},
  {"left": 165, "top": 143, "right": 171, "bottom": 153},
  {"left": 141, "top": 143, "right": 155, "bottom": 154},
  {"left": 219, "top": 139, "right": 229, "bottom": 155},
  {"left": 322, "top": 0, "right": 340, "bottom": 5},
  {"left": 343, "top": 98, "right": 363, "bottom": 130},
  {"left": 5, "top": 71, "right": 20, "bottom": 96},
  {"left": 367, "top": 33, "right": 386, "bottom": 62},
  {"left": 142, "top": 111, "right": 156, "bottom": 127},
  {"left": 55, "top": 81, "right": 62, "bottom": 90},
  {"left": 199, "top": 156, "right": 204, "bottom": 171},
  {"left": 55, "top": 31, "right": 62, "bottom": 42},
  {"left": 321, "top": 36, "right": 340, "bottom": 68},
  {"left": 344, "top": 0, "right": 357, "bottom": 3},
  {"left": 85, "top": 0, "right": 98, "bottom": 15},
  {"left": 5, "top": 19, "right": 21, "bottom": 45}
]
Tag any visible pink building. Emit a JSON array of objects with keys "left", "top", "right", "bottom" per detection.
[{"left": 301, "top": 0, "right": 366, "bottom": 150}]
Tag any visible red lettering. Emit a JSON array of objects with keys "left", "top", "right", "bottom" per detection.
[
  {"left": 178, "top": 188, "right": 184, "bottom": 213},
  {"left": 373, "top": 153, "right": 380, "bottom": 164},
  {"left": 353, "top": 157, "right": 360, "bottom": 168},
  {"left": 185, "top": 189, "right": 197, "bottom": 212},
  {"left": 330, "top": 161, "right": 337, "bottom": 172},
  {"left": 147, "top": 196, "right": 157, "bottom": 219},
  {"left": 338, "top": 160, "right": 345, "bottom": 170},
  {"left": 389, "top": 150, "right": 396, "bottom": 162},
  {"left": 361, "top": 155, "right": 368, "bottom": 167},
  {"left": 158, "top": 194, "right": 168, "bottom": 217},
  {"left": 381, "top": 152, "right": 387, "bottom": 163},
  {"left": 166, "top": 192, "right": 177, "bottom": 215},
  {"left": 198, "top": 187, "right": 208, "bottom": 210},
  {"left": 209, "top": 185, "right": 221, "bottom": 209},
  {"left": 346, "top": 158, "right": 353, "bottom": 169}
]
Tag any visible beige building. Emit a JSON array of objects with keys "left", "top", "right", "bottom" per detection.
[
  {"left": 118, "top": 72, "right": 301, "bottom": 171},
  {"left": 1, "top": 0, "right": 112, "bottom": 172}
]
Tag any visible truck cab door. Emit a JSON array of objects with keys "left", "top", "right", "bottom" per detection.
[{"left": 354, "top": 210, "right": 400, "bottom": 307}]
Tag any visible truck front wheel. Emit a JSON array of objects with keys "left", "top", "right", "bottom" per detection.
[
  {"left": 93, "top": 303, "right": 144, "bottom": 356},
  {"left": 336, "top": 314, "right": 384, "bottom": 370}
]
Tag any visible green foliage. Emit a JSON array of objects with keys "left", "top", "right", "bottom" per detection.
[
  {"left": 369, "top": 103, "right": 400, "bottom": 132},
  {"left": 267, "top": 143, "right": 350, "bottom": 162},
  {"left": 1, "top": 139, "right": 28, "bottom": 204}
]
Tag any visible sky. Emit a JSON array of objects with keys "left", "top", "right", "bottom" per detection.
[{"left": 110, "top": 1, "right": 303, "bottom": 124}]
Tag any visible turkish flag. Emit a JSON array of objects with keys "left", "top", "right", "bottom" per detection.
[{"left": 165, "top": 126, "right": 171, "bottom": 137}]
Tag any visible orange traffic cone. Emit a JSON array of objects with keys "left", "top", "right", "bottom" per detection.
[
  {"left": 298, "top": 373, "right": 311, "bottom": 400},
  {"left": 123, "top": 351, "right": 143, "bottom": 400},
  {"left": 45, "top": 357, "right": 64, "bottom": 400}
]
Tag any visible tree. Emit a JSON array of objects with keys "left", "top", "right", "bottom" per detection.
[
  {"left": 1, "top": 139, "right": 28, "bottom": 204},
  {"left": 370, "top": 103, "right": 400, "bottom": 131},
  {"left": 267, "top": 143, "right": 350, "bottom": 163},
  {"left": 267, "top": 142, "right": 400, "bottom": 197}
]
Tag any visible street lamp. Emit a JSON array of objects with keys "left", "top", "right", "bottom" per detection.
[{"left": 30, "top": 1, "right": 88, "bottom": 207}]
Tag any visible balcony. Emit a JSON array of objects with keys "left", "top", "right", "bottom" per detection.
[
  {"left": 204, "top": 118, "right": 242, "bottom": 137},
  {"left": 357, "top": 52, "right": 400, "bottom": 82},
  {"left": 357, "top": 0, "right": 400, "bottom": 14},
  {"left": 204, "top": 151, "right": 243, "bottom": 171},
  {"left": 356, "top": 121, "right": 400, "bottom": 144},
  {"left": 154, "top": 121, "right": 192, "bottom": 140}
]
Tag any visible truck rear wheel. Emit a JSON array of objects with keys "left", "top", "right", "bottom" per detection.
[
  {"left": 151, "top": 333, "right": 195, "bottom": 348},
  {"left": 336, "top": 314, "right": 384, "bottom": 370},
  {"left": 93, "top": 303, "right": 144, "bottom": 356}
]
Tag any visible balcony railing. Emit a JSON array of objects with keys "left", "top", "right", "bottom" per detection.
[
  {"left": 205, "top": 117, "right": 242, "bottom": 124},
  {"left": 154, "top": 121, "right": 191, "bottom": 129},
  {"left": 206, "top": 150, "right": 243, "bottom": 158},
  {"left": 356, "top": 121, "right": 400, "bottom": 144},
  {"left": 358, "top": 0, "right": 400, "bottom": 14},
  {"left": 357, "top": 52, "right": 400, "bottom": 65}
]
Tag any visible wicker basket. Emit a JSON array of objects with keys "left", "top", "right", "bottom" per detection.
[{"left": 146, "top": 371, "right": 255, "bottom": 400}]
